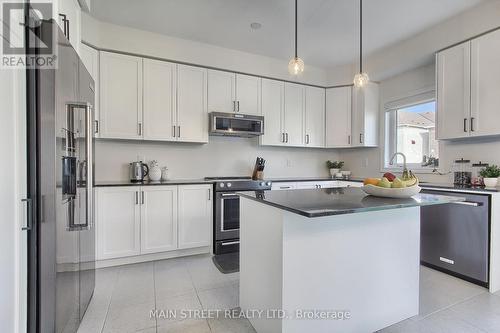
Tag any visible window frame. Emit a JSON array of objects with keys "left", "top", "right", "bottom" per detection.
[{"left": 381, "top": 88, "right": 438, "bottom": 174}]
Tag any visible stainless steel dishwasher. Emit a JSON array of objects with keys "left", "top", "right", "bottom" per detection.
[{"left": 420, "top": 190, "right": 490, "bottom": 287}]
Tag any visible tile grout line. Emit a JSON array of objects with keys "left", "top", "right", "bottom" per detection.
[
  {"left": 184, "top": 258, "right": 214, "bottom": 332},
  {"left": 100, "top": 268, "right": 121, "bottom": 333}
]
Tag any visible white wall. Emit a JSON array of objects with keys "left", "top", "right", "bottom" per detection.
[
  {"left": 339, "top": 62, "right": 500, "bottom": 184},
  {"left": 81, "top": 13, "right": 328, "bottom": 86},
  {"left": 95, "top": 137, "right": 339, "bottom": 181},
  {"left": 326, "top": 0, "right": 500, "bottom": 85}
]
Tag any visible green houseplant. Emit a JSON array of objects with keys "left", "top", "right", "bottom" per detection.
[
  {"left": 327, "top": 161, "right": 344, "bottom": 177},
  {"left": 480, "top": 165, "right": 500, "bottom": 187}
]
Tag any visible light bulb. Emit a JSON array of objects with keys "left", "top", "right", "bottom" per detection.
[
  {"left": 288, "top": 57, "right": 304, "bottom": 75},
  {"left": 353, "top": 72, "right": 370, "bottom": 88}
]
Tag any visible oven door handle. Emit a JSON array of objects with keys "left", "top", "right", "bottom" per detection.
[{"left": 221, "top": 193, "right": 239, "bottom": 197}]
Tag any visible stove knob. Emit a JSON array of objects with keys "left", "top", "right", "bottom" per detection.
[
  {"left": 219, "top": 183, "right": 225, "bottom": 188},
  {"left": 227, "top": 183, "right": 232, "bottom": 188},
  {"left": 266, "top": 182, "right": 272, "bottom": 186},
  {"left": 259, "top": 182, "right": 265, "bottom": 186}
]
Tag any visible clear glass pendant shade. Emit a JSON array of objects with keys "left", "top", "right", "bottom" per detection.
[
  {"left": 353, "top": 72, "right": 370, "bottom": 88},
  {"left": 288, "top": 57, "right": 305, "bottom": 75}
]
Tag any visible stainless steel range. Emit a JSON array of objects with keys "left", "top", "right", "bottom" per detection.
[{"left": 207, "top": 177, "right": 272, "bottom": 254}]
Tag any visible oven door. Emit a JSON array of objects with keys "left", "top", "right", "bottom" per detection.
[{"left": 215, "top": 192, "right": 240, "bottom": 241}]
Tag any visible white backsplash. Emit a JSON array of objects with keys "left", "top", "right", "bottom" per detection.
[{"left": 95, "top": 136, "right": 341, "bottom": 181}]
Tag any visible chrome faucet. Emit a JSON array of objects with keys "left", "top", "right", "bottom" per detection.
[{"left": 389, "top": 152, "right": 407, "bottom": 171}]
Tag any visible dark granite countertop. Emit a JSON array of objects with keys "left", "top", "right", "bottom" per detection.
[
  {"left": 95, "top": 179, "right": 213, "bottom": 187},
  {"left": 238, "top": 187, "right": 464, "bottom": 218}
]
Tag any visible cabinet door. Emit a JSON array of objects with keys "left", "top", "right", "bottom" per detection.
[
  {"left": 326, "top": 87, "right": 352, "bottom": 147},
  {"left": 100, "top": 52, "right": 143, "bottom": 139},
  {"left": 140, "top": 186, "right": 178, "bottom": 254},
  {"left": 57, "top": 0, "right": 81, "bottom": 53},
  {"left": 176, "top": 65, "right": 208, "bottom": 143},
  {"left": 79, "top": 44, "right": 100, "bottom": 136},
  {"left": 208, "top": 70, "right": 235, "bottom": 113},
  {"left": 96, "top": 187, "right": 141, "bottom": 260},
  {"left": 471, "top": 30, "right": 500, "bottom": 137},
  {"left": 143, "top": 59, "right": 177, "bottom": 141},
  {"left": 236, "top": 74, "right": 261, "bottom": 115},
  {"left": 284, "top": 83, "right": 305, "bottom": 147},
  {"left": 305, "top": 86, "right": 325, "bottom": 147},
  {"left": 178, "top": 185, "right": 212, "bottom": 249},
  {"left": 436, "top": 42, "right": 471, "bottom": 140},
  {"left": 260, "top": 79, "right": 285, "bottom": 146},
  {"left": 351, "top": 82, "right": 379, "bottom": 147}
]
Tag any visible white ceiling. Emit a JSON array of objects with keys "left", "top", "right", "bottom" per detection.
[{"left": 90, "top": 0, "right": 486, "bottom": 68}]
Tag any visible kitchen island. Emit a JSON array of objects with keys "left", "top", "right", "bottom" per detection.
[{"left": 238, "top": 187, "right": 463, "bottom": 333}]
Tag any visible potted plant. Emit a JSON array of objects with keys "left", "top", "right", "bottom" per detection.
[
  {"left": 327, "top": 161, "right": 344, "bottom": 177},
  {"left": 479, "top": 165, "right": 500, "bottom": 187}
]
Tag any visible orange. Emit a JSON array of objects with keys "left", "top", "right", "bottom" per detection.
[{"left": 363, "top": 178, "right": 380, "bottom": 186}]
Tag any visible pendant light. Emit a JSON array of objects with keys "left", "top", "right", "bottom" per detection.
[
  {"left": 353, "top": 0, "right": 369, "bottom": 87},
  {"left": 288, "top": 0, "right": 304, "bottom": 75}
]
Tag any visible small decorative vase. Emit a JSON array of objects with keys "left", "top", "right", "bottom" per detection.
[
  {"left": 330, "top": 168, "right": 340, "bottom": 177},
  {"left": 484, "top": 177, "right": 498, "bottom": 188},
  {"left": 161, "top": 167, "right": 169, "bottom": 181},
  {"left": 149, "top": 160, "right": 161, "bottom": 182}
]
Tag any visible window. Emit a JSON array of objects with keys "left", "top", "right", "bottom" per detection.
[{"left": 385, "top": 99, "right": 439, "bottom": 170}]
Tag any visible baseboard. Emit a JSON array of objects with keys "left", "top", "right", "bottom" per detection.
[{"left": 96, "top": 246, "right": 211, "bottom": 268}]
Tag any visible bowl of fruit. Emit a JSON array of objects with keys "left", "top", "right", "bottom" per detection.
[{"left": 362, "top": 171, "right": 420, "bottom": 198}]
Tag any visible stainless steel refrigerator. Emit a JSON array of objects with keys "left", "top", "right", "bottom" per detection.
[{"left": 37, "top": 21, "right": 95, "bottom": 333}]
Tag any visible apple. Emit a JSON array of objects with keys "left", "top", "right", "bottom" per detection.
[
  {"left": 377, "top": 177, "right": 392, "bottom": 188},
  {"left": 383, "top": 172, "right": 396, "bottom": 182}
]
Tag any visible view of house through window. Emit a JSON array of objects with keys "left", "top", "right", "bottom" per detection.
[{"left": 385, "top": 100, "right": 439, "bottom": 169}]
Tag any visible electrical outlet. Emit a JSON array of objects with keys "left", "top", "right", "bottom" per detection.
[
  {"left": 363, "top": 158, "right": 369, "bottom": 168},
  {"left": 286, "top": 159, "right": 292, "bottom": 167}
]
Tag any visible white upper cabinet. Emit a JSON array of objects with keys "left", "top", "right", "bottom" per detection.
[
  {"left": 260, "top": 79, "right": 285, "bottom": 146},
  {"left": 178, "top": 185, "right": 212, "bottom": 249},
  {"left": 284, "top": 83, "right": 305, "bottom": 147},
  {"left": 55, "top": 0, "right": 81, "bottom": 53},
  {"left": 207, "top": 71, "right": 261, "bottom": 115},
  {"left": 326, "top": 86, "right": 352, "bottom": 148},
  {"left": 470, "top": 29, "right": 500, "bottom": 137},
  {"left": 176, "top": 64, "right": 208, "bottom": 143},
  {"left": 99, "top": 52, "right": 143, "bottom": 139},
  {"left": 207, "top": 70, "right": 236, "bottom": 113},
  {"left": 351, "top": 82, "right": 379, "bottom": 147},
  {"left": 436, "top": 42, "right": 471, "bottom": 140},
  {"left": 79, "top": 44, "right": 99, "bottom": 135},
  {"left": 143, "top": 59, "right": 177, "bottom": 141},
  {"left": 96, "top": 187, "right": 141, "bottom": 260},
  {"left": 140, "top": 186, "right": 178, "bottom": 254},
  {"left": 236, "top": 74, "right": 261, "bottom": 115},
  {"left": 304, "top": 86, "right": 325, "bottom": 147}
]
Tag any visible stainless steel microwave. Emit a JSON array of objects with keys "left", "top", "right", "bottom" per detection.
[{"left": 209, "top": 112, "right": 264, "bottom": 137}]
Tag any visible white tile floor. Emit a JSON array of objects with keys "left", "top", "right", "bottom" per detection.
[{"left": 78, "top": 254, "right": 500, "bottom": 333}]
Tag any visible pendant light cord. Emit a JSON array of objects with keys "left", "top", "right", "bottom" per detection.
[
  {"left": 295, "top": 0, "right": 298, "bottom": 58},
  {"left": 359, "top": 0, "right": 363, "bottom": 74}
]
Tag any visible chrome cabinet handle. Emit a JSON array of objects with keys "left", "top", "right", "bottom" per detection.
[
  {"left": 233, "top": 101, "right": 236, "bottom": 112},
  {"left": 138, "top": 123, "right": 142, "bottom": 136},
  {"left": 280, "top": 186, "right": 291, "bottom": 189},
  {"left": 237, "top": 101, "right": 240, "bottom": 112},
  {"left": 172, "top": 125, "right": 176, "bottom": 137},
  {"left": 285, "top": 133, "right": 289, "bottom": 143},
  {"left": 359, "top": 133, "right": 363, "bottom": 144},
  {"left": 135, "top": 191, "right": 138, "bottom": 205},
  {"left": 177, "top": 126, "right": 180, "bottom": 138},
  {"left": 141, "top": 191, "right": 145, "bottom": 205},
  {"left": 452, "top": 201, "right": 482, "bottom": 207},
  {"left": 464, "top": 118, "right": 468, "bottom": 132},
  {"left": 94, "top": 120, "right": 99, "bottom": 134},
  {"left": 21, "top": 198, "right": 33, "bottom": 231},
  {"left": 281, "top": 133, "right": 285, "bottom": 143},
  {"left": 208, "top": 189, "right": 211, "bottom": 201},
  {"left": 305, "top": 134, "right": 310, "bottom": 144},
  {"left": 470, "top": 118, "right": 475, "bottom": 132}
]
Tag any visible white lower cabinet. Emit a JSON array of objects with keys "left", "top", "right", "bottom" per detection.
[
  {"left": 96, "top": 187, "right": 141, "bottom": 260},
  {"left": 178, "top": 185, "right": 212, "bottom": 249},
  {"left": 140, "top": 186, "right": 178, "bottom": 254},
  {"left": 96, "top": 184, "right": 212, "bottom": 261}
]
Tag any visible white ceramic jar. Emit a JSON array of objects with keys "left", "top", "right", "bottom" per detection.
[{"left": 149, "top": 160, "right": 161, "bottom": 182}]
